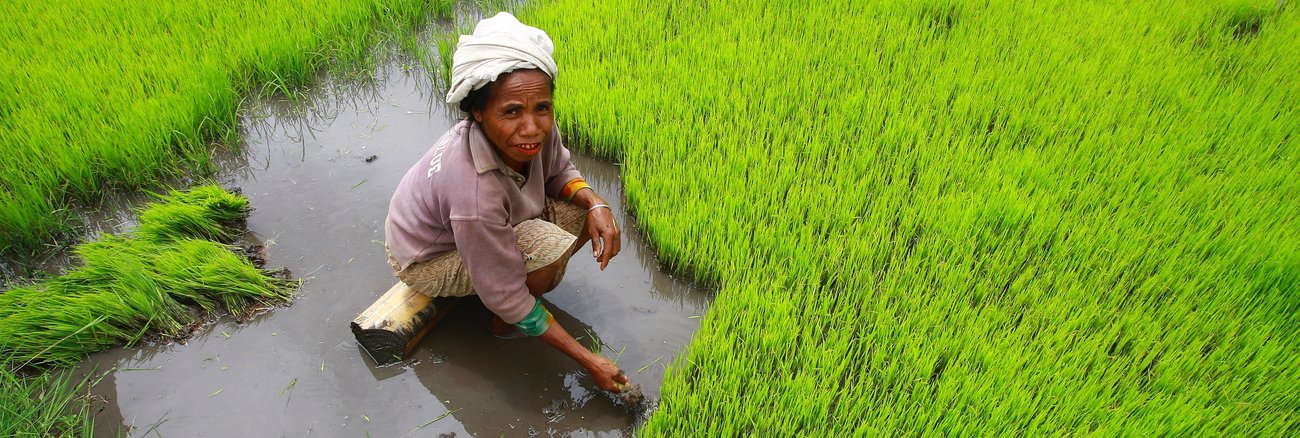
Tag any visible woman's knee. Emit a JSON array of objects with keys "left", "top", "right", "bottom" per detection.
[{"left": 525, "top": 255, "right": 569, "bottom": 297}]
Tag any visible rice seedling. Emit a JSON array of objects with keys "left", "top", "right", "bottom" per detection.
[
  {"left": 405, "top": 408, "right": 462, "bottom": 437},
  {"left": 0, "top": 0, "right": 456, "bottom": 259},
  {"left": 0, "top": 363, "right": 97, "bottom": 437},
  {"left": 501, "top": 0, "right": 1300, "bottom": 434},
  {"left": 279, "top": 378, "right": 298, "bottom": 397}
]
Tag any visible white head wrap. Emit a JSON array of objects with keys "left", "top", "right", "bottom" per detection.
[{"left": 445, "top": 12, "right": 558, "bottom": 105}]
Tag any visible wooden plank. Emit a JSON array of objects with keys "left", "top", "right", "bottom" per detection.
[{"left": 351, "top": 282, "right": 459, "bottom": 366}]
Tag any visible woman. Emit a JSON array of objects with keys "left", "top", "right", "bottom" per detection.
[{"left": 385, "top": 13, "right": 628, "bottom": 393}]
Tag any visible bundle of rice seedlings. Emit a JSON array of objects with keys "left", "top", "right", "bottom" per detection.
[
  {"left": 0, "top": 185, "right": 297, "bottom": 367},
  {"left": 134, "top": 185, "right": 251, "bottom": 244}
]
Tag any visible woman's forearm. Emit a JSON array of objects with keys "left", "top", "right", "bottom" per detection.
[
  {"left": 537, "top": 319, "right": 627, "bottom": 392},
  {"left": 538, "top": 318, "right": 597, "bottom": 368}
]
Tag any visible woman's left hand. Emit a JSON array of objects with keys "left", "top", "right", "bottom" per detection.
[{"left": 586, "top": 205, "right": 621, "bottom": 270}]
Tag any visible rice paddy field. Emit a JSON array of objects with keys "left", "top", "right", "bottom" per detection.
[
  {"left": 2, "top": 0, "right": 1297, "bottom": 435},
  {"left": 515, "top": 0, "right": 1299, "bottom": 434}
]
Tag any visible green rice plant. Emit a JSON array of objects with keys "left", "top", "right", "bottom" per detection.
[
  {"left": 514, "top": 0, "right": 1299, "bottom": 434},
  {"left": 0, "top": 185, "right": 297, "bottom": 367},
  {"left": 0, "top": 364, "right": 96, "bottom": 437},
  {"left": 0, "top": 0, "right": 456, "bottom": 259},
  {"left": 434, "top": 30, "right": 461, "bottom": 90}
]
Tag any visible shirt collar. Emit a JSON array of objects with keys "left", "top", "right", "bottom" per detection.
[
  {"left": 466, "top": 119, "right": 527, "bottom": 187},
  {"left": 499, "top": 158, "right": 527, "bottom": 187},
  {"left": 466, "top": 120, "right": 500, "bottom": 175}
]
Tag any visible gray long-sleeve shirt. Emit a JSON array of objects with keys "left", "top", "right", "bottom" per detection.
[{"left": 385, "top": 119, "right": 583, "bottom": 324}]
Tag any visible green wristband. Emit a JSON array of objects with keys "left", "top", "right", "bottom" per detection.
[{"left": 514, "top": 299, "right": 553, "bottom": 337}]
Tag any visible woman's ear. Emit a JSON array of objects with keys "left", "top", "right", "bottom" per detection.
[{"left": 470, "top": 109, "right": 483, "bottom": 124}]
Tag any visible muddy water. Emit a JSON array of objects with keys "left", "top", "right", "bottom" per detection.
[{"left": 75, "top": 59, "right": 710, "bottom": 436}]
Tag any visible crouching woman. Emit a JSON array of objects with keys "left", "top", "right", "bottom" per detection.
[{"left": 384, "top": 12, "right": 627, "bottom": 393}]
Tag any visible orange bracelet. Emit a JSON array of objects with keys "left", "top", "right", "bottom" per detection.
[{"left": 560, "top": 178, "right": 591, "bottom": 200}]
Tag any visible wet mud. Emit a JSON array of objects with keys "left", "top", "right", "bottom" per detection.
[{"left": 72, "top": 54, "right": 710, "bottom": 435}]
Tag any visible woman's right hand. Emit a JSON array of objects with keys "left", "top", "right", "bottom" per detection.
[
  {"left": 536, "top": 318, "right": 630, "bottom": 393},
  {"left": 588, "top": 355, "right": 629, "bottom": 393}
]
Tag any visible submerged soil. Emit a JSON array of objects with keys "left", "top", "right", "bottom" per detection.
[{"left": 73, "top": 57, "right": 710, "bottom": 436}]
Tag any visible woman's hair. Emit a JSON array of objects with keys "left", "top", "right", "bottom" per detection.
[{"left": 459, "top": 69, "right": 556, "bottom": 115}]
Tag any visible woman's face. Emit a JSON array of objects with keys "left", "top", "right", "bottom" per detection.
[{"left": 471, "top": 69, "right": 554, "bottom": 172}]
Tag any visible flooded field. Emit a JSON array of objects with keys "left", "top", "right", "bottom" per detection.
[{"left": 74, "top": 56, "right": 710, "bottom": 436}]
